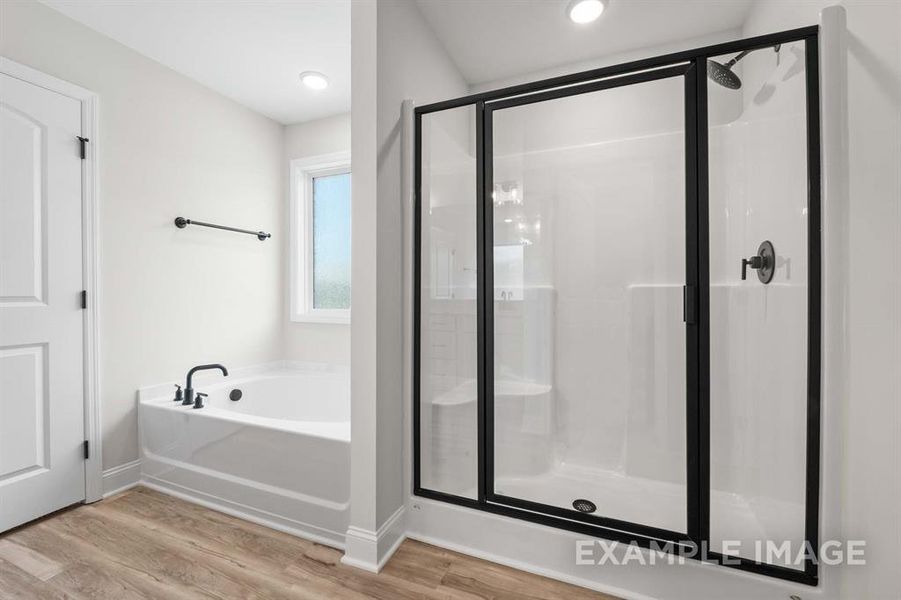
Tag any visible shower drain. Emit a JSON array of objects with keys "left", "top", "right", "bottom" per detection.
[{"left": 572, "top": 498, "right": 597, "bottom": 513}]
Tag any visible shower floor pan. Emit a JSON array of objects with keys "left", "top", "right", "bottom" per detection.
[
  {"left": 494, "top": 463, "right": 804, "bottom": 563},
  {"left": 494, "top": 465, "right": 686, "bottom": 532}
]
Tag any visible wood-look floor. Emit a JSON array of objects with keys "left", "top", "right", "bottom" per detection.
[{"left": 0, "top": 487, "right": 616, "bottom": 599}]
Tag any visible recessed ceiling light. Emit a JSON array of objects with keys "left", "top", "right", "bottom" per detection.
[
  {"left": 300, "top": 71, "right": 329, "bottom": 90},
  {"left": 567, "top": 0, "right": 605, "bottom": 24}
]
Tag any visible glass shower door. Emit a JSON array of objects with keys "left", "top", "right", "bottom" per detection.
[{"left": 486, "top": 66, "right": 693, "bottom": 535}]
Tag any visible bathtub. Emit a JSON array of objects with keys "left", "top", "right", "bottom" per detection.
[{"left": 138, "top": 363, "right": 349, "bottom": 548}]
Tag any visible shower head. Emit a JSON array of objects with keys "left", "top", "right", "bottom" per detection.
[
  {"left": 706, "top": 45, "right": 781, "bottom": 90},
  {"left": 706, "top": 59, "right": 742, "bottom": 89}
]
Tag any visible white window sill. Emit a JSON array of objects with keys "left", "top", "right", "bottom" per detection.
[{"left": 290, "top": 313, "right": 351, "bottom": 325}]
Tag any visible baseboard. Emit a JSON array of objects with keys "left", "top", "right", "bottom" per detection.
[
  {"left": 340, "top": 505, "right": 406, "bottom": 572},
  {"left": 101, "top": 459, "right": 142, "bottom": 498}
]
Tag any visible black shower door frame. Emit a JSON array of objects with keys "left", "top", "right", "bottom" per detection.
[{"left": 412, "top": 25, "right": 821, "bottom": 586}]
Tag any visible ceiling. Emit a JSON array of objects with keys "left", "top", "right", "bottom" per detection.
[
  {"left": 416, "top": 0, "right": 754, "bottom": 85},
  {"left": 41, "top": 0, "right": 350, "bottom": 125}
]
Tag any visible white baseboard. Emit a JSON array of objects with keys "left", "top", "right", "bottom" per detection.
[
  {"left": 101, "top": 459, "right": 142, "bottom": 498},
  {"left": 341, "top": 505, "right": 406, "bottom": 572}
]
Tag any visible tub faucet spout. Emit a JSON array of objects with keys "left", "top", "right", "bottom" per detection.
[{"left": 183, "top": 364, "right": 229, "bottom": 406}]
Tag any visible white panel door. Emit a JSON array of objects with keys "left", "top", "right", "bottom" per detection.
[{"left": 0, "top": 72, "right": 85, "bottom": 531}]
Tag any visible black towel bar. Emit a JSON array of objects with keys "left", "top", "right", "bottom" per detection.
[{"left": 174, "top": 217, "right": 270, "bottom": 241}]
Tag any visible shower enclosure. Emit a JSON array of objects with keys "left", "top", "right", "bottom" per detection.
[{"left": 414, "top": 26, "right": 820, "bottom": 585}]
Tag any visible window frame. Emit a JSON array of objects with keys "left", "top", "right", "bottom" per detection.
[{"left": 289, "top": 151, "right": 352, "bottom": 324}]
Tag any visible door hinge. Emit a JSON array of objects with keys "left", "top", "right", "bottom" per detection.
[
  {"left": 77, "top": 136, "right": 89, "bottom": 159},
  {"left": 83, "top": 440, "right": 90, "bottom": 460},
  {"left": 81, "top": 290, "right": 87, "bottom": 309},
  {"left": 683, "top": 285, "right": 697, "bottom": 324}
]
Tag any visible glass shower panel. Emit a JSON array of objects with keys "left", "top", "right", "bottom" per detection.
[
  {"left": 490, "top": 75, "right": 687, "bottom": 533},
  {"left": 707, "top": 41, "right": 809, "bottom": 567},
  {"left": 419, "top": 106, "right": 479, "bottom": 498}
]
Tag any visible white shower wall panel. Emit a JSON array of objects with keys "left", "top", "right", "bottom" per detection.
[{"left": 494, "top": 127, "right": 686, "bottom": 476}]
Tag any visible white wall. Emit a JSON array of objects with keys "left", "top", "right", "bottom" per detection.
[
  {"left": 345, "top": 0, "right": 469, "bottom": 569},
  {"left": 285, "top": 113, "right": 351, "bottom": 162},
  {"left": 0, "top": 0, "right": 285, "bottom": 472},
  {"left": 283, "top": 112, "right": 352, "bottom": 366},
  {"left": 347, "top": 0, "right": 380, "bottom": 568}
]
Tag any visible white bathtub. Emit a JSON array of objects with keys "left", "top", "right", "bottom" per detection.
[{"left": 138, "top": 363, "right": 349, "bottom": 548}]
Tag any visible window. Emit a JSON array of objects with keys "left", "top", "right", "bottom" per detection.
[{"left": 290, "top": 152, "right": 351, "bottom": 323}]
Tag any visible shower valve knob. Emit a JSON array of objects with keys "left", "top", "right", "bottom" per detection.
[
  {"left": 741, "top": 256, "right": 764, "bottom": 280},
  {"left": 741, "top": 240, "right": 776, "bottom": 284}
]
